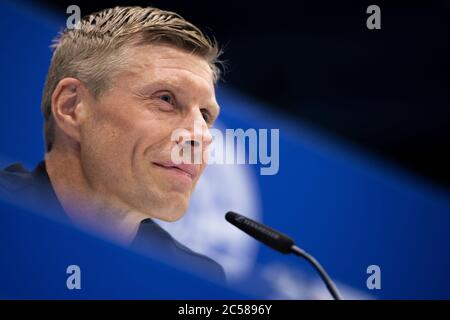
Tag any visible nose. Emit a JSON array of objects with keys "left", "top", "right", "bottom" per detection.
[
  {"left": 180, "top": 108, "right": 213, "bottom": 149},
  {"left": 182, "top": 139, "right": 200, "bottom": 149},
  {"left": 173, "top": 108, "right": 212, "bottom": 165}
]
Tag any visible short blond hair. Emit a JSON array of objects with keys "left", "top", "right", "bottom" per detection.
[{"left": 42, "top": 6, "right": 221, "bottom": 152}]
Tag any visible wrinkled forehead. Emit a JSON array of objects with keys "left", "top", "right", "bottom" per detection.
[{"left": 120, "top": 44, "right": 215, "bottom": 91}]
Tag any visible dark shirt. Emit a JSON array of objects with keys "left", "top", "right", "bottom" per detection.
[{"left": 0, "top": 161, "right": 226, "bottom": 282}]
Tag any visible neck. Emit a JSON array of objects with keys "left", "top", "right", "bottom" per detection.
[{"left": 45, "top": 146, "right": 148, "bottom": 245}]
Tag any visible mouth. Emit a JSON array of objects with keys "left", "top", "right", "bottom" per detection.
[{"left": 152, "top": 161, "right": 199, "bottom": 181}]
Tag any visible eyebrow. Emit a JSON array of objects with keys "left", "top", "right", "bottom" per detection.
[{"left": 135, "top": 81, "right": 179, "bottom": 96}]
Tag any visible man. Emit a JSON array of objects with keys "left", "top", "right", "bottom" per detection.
[{"left": 0, "top": 6, "right": 225, "bottom": 281}]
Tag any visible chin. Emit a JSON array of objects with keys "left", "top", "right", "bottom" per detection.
[
  {"left": 160, "top": 213, "right": 185, "bottom": 222},
  {"left": 152, "top": 196, "right": 189, "bottom": 222},
  {"left": 155, "top": 208, "right": 187, "bottom": 222}
]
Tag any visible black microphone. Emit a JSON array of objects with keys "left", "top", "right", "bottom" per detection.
[{"left": 225, "top": 211, "right": 343, "bottom": 300}]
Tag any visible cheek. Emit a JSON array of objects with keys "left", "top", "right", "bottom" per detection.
[
  {"left": 86, "top": 106, "right": 144, "bottom": 148},
  {"left": 79, "top": 112, "right": 136, "bottom": 171},
  {"left": 83, "top": 101, "right": 181, "bottom": 168}
]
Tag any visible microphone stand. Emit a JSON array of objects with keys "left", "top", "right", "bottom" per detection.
[
  {"left": 225, "top": 211, "right": 344, "bottom": 300},
  {"left": 290, "top": 245, "right": 343, "bottom": 300}
]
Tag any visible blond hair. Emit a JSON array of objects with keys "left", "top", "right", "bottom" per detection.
[{"left": 42, "top": 6, "right": 221, "bottom": 151}]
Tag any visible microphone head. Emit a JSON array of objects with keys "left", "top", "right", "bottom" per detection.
[{"left": 225, "top": 211, "right": 295, "bottom": 254}]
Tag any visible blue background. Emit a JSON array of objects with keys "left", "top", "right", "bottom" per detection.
[{"left": 1, "top": 0, "right": 449, "bottom": 299}]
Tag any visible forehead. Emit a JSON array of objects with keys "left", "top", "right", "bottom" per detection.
[{"left": 121, "top": 44, "right": 215, "bottom": 94}]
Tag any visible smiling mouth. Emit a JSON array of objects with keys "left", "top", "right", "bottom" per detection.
[{"left": 153, "top": 162, "right": 197, "bottom": 181}]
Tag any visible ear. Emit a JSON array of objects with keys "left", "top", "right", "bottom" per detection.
[{"left": 51, "top": 77, "right": 89, "bottom": 144}]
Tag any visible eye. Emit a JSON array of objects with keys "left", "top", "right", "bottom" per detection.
[
  {"left": 201, "top": 109, "right": 211, "bottom": 123},
  {"left": 159, "top": 93, "right": 174, "bottom": 105}
]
